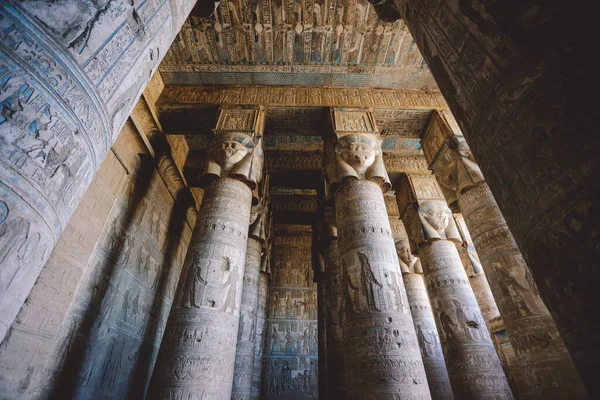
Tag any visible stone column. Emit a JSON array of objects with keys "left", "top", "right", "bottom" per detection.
[
  {"left": 320, "top": 234, "right": 347, "bottom": 398},
  {"left": 326, "top": 108, "right": 430, "bottom": 399},
  {"left": 397, "top": 173, "right": 512, "bottom": 399},
  {"left": 421, "top": 115, "right": 587, "bottom": 398},
  {"left": 390, "top": 4, "right": 598, "bottom": 393},
  {"left": 396, "top": 239, "right": 453, "bottom": 400},
  {"left": 149, "top": 106, "right": 264, "bottom": 400},
  {"left": 250, "top": 271, "right": 269, "bottom": 399},
  {"left": 0, "top": 0, "right": 195, "bottom": 342},
  {"left": 316, "top": 253, "right": 328, "bottom": 400},
  {"left": 232, "top": 231, "right": 264, "bottom": 400},
  {"left": 453, "top": 213, "right": 501, "bottom": 328}
]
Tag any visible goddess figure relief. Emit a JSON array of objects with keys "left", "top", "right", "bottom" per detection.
[
  {"left": 200, "top": 132, "right": 263, "bottom": 188},
  {"left": 325, "top": 134, "right": 391, "bottom": 191}
]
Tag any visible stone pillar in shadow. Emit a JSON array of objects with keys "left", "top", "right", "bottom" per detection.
[
  {"left": 395, "top": 237, "right": 453, "bottom": 400},
  {"left": 397, "top": 173, "right": 512, "bottom": 399},
  {"left": 232, "top": 212, "right": 265, "bottom": 399},
  {"left": 149, "top": 106, "right": 264, "bottom": 400},
  {"left": 390, "top": 4, "right": 598, "bottom": 393},
  {"left": 250, "top": 261, "right": 270, "bottom": 400},
  {"left": 421, "top": 114, "right": 587, "bottom": 398},
  {"left": 326, "top": 108, "right": 430, "bottom": 399},
  {"left": 319, "top": 206, "right": 346, "bottom": 399}
]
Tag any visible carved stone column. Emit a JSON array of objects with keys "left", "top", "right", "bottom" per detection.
[
  {"left": 150, "top": 106, "right": 264, "bottom": 400},
  {"left": 453, "top": 213, "right": 501, "bottom": 328},
  {"left": 397, "top": 173, "right": 512, "bottom": 399},
  {"left": 396, "top": 239, "right": 453, "bottom": 400},
  {"left": 327, "top": 108, "right": 430, "bottom": 399},
  {"left": 232, "top": 231, "right": 264, "bottom": 399},
  {"left": 316, "top": 252, "right": 328, "bottom": 400},
  {"left": 320, "top": 208, "right": 347, "bottom": 398},
  {"left": 250, "top": 271, "right": 269, "bottom": 399},
  {"left": 422, "top": 114, "right": 587, "bottom": 398}
]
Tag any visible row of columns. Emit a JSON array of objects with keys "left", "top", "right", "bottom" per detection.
[
  {"left": 315, "top": 108, "right": 586, "bottom": 399},
  {"left": 145, "top": 106, "right": 586, "bottom": 399}
]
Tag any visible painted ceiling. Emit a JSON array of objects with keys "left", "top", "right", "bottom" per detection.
[{"left": 159, "top": 0, "right": 438, "bottom": 90}]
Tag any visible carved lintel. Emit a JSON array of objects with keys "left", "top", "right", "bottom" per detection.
[{"left": 397, "top": 173, "right": 462, "bottom": 252}]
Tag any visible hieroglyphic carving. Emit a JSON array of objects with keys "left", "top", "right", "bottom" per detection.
[
  {"left": 264, "top": 228, "right": 317, "bottom": 399},
  {"left": 424, "top": 113, "right": 586, "bottom": 397},
  {"left": 398, "top": 175, "right": 512, "bottom": 399},
  {"left": 250, "top": 272, "right": 269, "bottom": 399},
  {"left": 335, "top": 179, "right": 430, "bottom": 398},
  {"left": 232, "top": 237, "right": 263, "bottom": 399},
  {"left": 151, "top": 178, "right": 253, "bottom": 399},
  {"left": 159, "top": 85, "right": 448, "bottom": 109}
]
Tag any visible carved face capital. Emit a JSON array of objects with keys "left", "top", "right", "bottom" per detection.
[
  {"left": 341, "top": 142, "right": 376, "bottom": 169},
  {"left": 423, "top": 207, "right": 449, "bottom": 231},
  {"left": 212, "top": 140, "right": 249, "bottom": 166},
  {"left": 396, "top": 240, "right": 416, "bottom": 267}
]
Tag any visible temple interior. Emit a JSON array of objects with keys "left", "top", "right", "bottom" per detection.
[{"left": 0, "top": 1, "right": 597, "bottom": 399}]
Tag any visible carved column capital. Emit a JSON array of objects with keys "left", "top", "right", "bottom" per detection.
[
  {"left": 325, "top": 108, "right": 391, "bottom": 193},
  {"left": 200, "top": 105, "right": 265, "bottom": 190},
  {"left": 422, "top": 111, "right": 485, "bottom": 196},
  {"left": 396, "top": 173, "right": 462, "bottom": 252}
]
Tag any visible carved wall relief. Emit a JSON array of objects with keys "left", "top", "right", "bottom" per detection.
[{"left": 264, "top": 228, "right": 317, "bottom": 399}]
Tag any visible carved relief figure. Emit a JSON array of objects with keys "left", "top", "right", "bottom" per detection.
[
  {"left": 326, "top": 133, "right": 390, "bottom": 190},
  {"left": 0, "top": 201, "right": 46, "bottom": 288},
  {"left": 416, "top": 324, "right": 433, "bottom": 357},
  {"left": 438, "top": 300, "right": 458, "bottom": 342},
  {"left": 180, "top": 251, "right": 208, "bottom": 308},
  {"left": 493, "top": 256, "right": 543, "bottom": 316},
  {"left": 357, "top": 252, "right": 383, "bottom": 312},
  {"left": 221, "top": 258, "right": 239, "bottom": 314}
]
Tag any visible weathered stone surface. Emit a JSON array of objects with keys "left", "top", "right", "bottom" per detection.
[
  {"left": 397, "top": 174, "right": 512, "bottom": 399},
  {"left": 393, "top": 2, "right": 598, "bottom": 394},
  {"left": 149, "top": 178, "right": 252, "bottom": 400},
  {"left": 423, "top": 116, "right": 587, "bottom": 398},
  {"left": 250, "top": 272, "right": 269, "bottom": 399},
  {"left": 321, "top": 239, "right": 347, "bottom": 399},
  {"left": 0, "top": 0, "right": 195, "bottom": 342},
  {"left": 336, "top": 180, "right": 430, "bottom": 399},
  {"left": 232, "top": 237, "right": 263, "bottom": 400},
  {"left": 263, "top": 228, "right": 318, "bottom": 399},
  {"left": 397, "top": 239, "right": 453, "bottom": 400}
]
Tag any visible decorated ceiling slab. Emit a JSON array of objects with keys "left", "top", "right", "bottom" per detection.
[{"left": 159, "top": 0, "right": 438, "bottom": 89}]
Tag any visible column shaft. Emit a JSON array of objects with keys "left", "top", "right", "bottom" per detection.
[
  {"left": 250, "top": 272, "right": 269, "bottom": 399},
  {"left": 459, "top": 183, "right": 586, "bottom": 398},
  {"left": 232, "top": 237, "right": 263, "bottom": 399},
  {"left": 321, "top": 239, "right": 347, "bottom": 399},
  {"left": 403, "top": 273, "right": 453, "bottom": 399},
  {"left": 336, "top": 180, "right": 430, "bottom": 399},
  {"left": 149, "top": 178, "right": 252, "bottom": 400},
  {"left": 419, "top": 240, "right": 512, "bottom": 398},
  {"left": 317, "top": 271, "right": 328, "bottom": 400}
]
